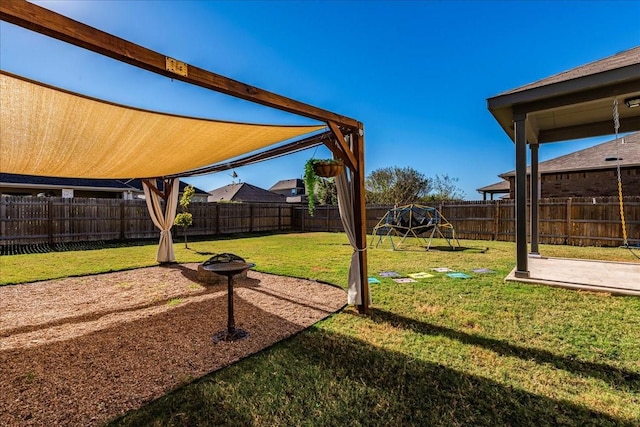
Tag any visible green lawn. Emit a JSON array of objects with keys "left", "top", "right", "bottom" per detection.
[{"left": 2, "top": 233, "right": 639, "bottom": 426}]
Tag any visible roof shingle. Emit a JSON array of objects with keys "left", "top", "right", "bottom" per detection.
[{"left": 498, "top": 46, "right": 640, "bottom": 96}]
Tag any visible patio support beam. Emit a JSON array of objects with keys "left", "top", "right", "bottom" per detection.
[
  {"left": 530, "top": 142, "right": 540, "bottom": 255},
  {"left": 538, "top": 116, "right": 640, "bottom": 143},
  {"left": 0, "top": 0, "right": 359, "bottom": 130},
  {"left": 514, "top": 115, "right": 529, "bottom": 278}
]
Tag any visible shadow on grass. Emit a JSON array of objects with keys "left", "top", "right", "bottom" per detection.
[
  {"left": 368, "top": 308, "right": 640, "bottom": 393},
  {"left": 372, "top": 242, "right": 489, "bottom": 253},
  {"left": 429, "top": 245, "right": 489, "bottom": 253},
  {"left": 108, "top": 325, "right": 634, "bottom": 427},
  {"left": 189, "top": 249, "right": 217, "bottom": 255}
]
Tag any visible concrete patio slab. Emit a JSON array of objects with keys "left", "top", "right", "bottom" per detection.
[{"left": 505, "top": 256, "right": 640, "bottom": 296}]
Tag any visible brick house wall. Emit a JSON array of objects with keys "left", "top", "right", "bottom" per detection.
[{"left": 506, "top": 167, "right": 640, "bottom": 198}]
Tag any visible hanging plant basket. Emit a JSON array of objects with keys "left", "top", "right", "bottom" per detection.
[
  {"left": 304, "top": 158, "right": 343, "bottom": 217},
  {"left": 313, "top": 159, "right": 344, "bottom": 178}
]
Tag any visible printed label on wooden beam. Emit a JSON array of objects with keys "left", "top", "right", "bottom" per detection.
[{"left": 166, "top": 57, "right": 188, "bottom": 77}]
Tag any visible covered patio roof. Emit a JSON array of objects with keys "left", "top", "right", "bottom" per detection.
[
  {"left": 489, "top": 46, "right": 640, "bottom": 144},
  {"left": 487, "top": 45, "right": 640, "bottom": 286}
]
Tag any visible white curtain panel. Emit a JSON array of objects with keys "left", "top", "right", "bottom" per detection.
[
  {"left": 142, "top": 179, "right": 180, "bottom": 263},
  {"left": 336, "top": 168, "right": 370, "bottom": 305}
]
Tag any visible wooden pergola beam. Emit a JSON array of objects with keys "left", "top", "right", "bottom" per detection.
[
  {"left": 0, "top": 0, "right": 360, "bottom": 130},
  {"left": 141, "top": 178, "right": 174, "bottom": 201},
  {"left": 326, "top": 121, "right": 358, "bottom": 171},
  {"left": 170, "top": 131, "right": 333, "bottom": 178}
]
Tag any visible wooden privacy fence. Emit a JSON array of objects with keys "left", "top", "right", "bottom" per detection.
[
  {"left": 295, "top": 197, "right": 639, "bottom": 247},
  {"left": 0, "top": 197, "right": 293, "bottom": 246},
  {"left": 1, "top": 196, "right": 637, "bottom": 248}
]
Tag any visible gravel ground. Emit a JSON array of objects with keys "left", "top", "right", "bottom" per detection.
[{"left": 0, "top": 263, "right": 346, "bottom": 426}]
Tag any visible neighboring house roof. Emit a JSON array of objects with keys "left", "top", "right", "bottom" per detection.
[
  {"left": 0, "top": 173, "right": 208, "bottom": 195},
  {"left": 476, "top": 180, "right": 510, "bottom": 193},
  {"left": 498, "top": 46, "right": 640, "bottom": 96},
  {"left": 126, "top": 179, "right": 209, "bottom": 195},
  {"left": 269, "top": 179, "right": 304, "bottom": 192},
  {"left": 208, "top": 183, "right": 286, "bottom": 203},
  {"left": 499, "top": 132, "right": 640, "bottom": 178},
  {"left": 0, "top": 173, "right": 141, "bottom": 192}
]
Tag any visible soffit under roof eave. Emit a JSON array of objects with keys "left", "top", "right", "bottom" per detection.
[
  {"left": 476, "top": 183, "right": 510, "bottom": 193},
  {"left": 494, "top": 108, "right": 640, "bottom": 144},
  {"left": 488, "top": 64, "right": 640, "bottom": 111},
  {"left": 488, "top": 65, "right": 640, "bottom": 142}
]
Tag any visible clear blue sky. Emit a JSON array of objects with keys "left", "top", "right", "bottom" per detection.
[{"left": 1, "top": 1, "right": 639, "bottom": 199}]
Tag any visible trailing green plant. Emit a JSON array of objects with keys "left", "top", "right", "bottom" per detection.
[
  {"left": 304, "top": 159, "right": 319, "bottom": 216},
  {"left": 304, "top": 158, "right": 342, "bottom": 216}
]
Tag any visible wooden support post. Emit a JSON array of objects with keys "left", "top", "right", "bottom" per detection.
[
  {"left": 514, "top": 115, "right": 529, "bottom": 278},
  {"left": 352, "top": 130, "right": 369, "bottom": 314}
]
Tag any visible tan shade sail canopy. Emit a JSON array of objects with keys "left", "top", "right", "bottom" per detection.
[{"left": 0, "top": 71, "right": 325, "bottom": 179}]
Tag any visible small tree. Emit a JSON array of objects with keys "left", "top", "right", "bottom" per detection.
[
  {"left": 174, "top": 185, "right": 195, "bottom": 248},
  {"left": 365, "top": 166, "right": 431, "bottom": 205},
  {"left": 427, "top": 174, "right": 465, "bottom": 201}
]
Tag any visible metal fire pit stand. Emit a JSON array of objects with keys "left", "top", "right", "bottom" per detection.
[{"left": 202, "top": 261, "right": 255, "bottom": 343}]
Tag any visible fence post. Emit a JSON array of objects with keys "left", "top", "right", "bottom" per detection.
[
  {"left": 493, "top": 200, "right": 499, "bottom": 241},
  {"left": 47, "top": 198, "right": 54, "bottom": 246},
  {"left": 565, "top": 198, "right": 572, "bottom": 245},
  {"left": 249, "top": 204, "right": 254, "bottom": 233},
  {"left": 215, "top": 203, "right": 220, "bottom": 235},
  {"left": 326, "top": 206, "right": 330, "bottom": 231},
  {"left": 120, "top": 200, "right": 126, "bottom": 240}
]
